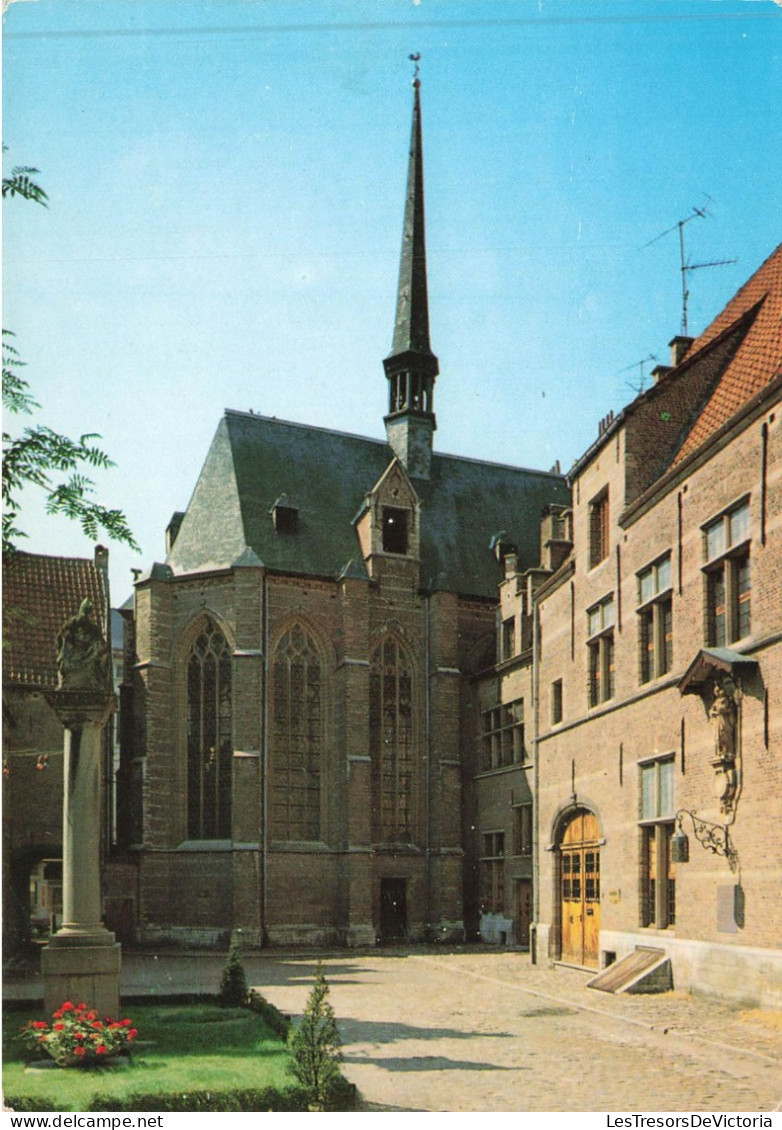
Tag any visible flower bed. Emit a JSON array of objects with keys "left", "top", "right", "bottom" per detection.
[{"left": 19, "top": 1002, "right": 138, "bottom": 1068}]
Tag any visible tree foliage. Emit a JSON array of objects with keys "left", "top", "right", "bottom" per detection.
[
  {"left": 2, "top": 156, "right": 138, "bottom": 555},
  {"left": 287, "top": 964, "right": 343, "bottom": 1111}
]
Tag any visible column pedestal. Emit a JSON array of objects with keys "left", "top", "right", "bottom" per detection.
[{"left": 42, "top": 691, "right": 121, "bottom": 1018}]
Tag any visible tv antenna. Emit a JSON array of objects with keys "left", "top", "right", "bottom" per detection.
[
  {"left": 643, "top": 201, "right": 736, "bottom": 335},
  {"left": 616, "top": 353, "right": 658, "bottom": 395}
]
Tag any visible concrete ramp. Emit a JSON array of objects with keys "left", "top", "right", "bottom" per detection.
[{"left": 587, "top": 947, "right": 672, "bottom": 995}]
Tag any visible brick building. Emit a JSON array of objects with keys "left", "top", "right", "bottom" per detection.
[
  {"left": 2, "top": 547, "right": 113, "bottom": 954},
  {"left": 493, "top": 243, "right": 781, "bottom": 1007},
  {"left": 114, "top": 79, "right": 569, "bottom": 948}
]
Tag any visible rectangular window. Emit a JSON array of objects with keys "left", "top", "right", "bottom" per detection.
[
  {"left": 703, "top": 500, "right": 751, "bottom": 645},
  {"left": 382, "top": 506, "right": 409, "bottom": 554},
  {"left": 513, "top": 805, "right": 533, "bottom": 856},
  {"left": 551, "top": 679, "right": 563, "bottom": 725},
  {"left": 639, "top": 757, "right": 675, "bottom": 929},
  {"left": 587, "top": 596, "right": 615, "bottom": 706},
  {"left": 481, "top": 831, "right": 505, "bottom": 913},
  {"left": 637, "top": 555, "right": 673, "bottom": 683},
  {"left": 481, "top": 700, "right": 525, "bottom": 770},
  {"left": 501, "top": 617, "right": 516, "bottom": 661},
  {"left": 589, "top": 489, "right": 610, "bottom": 568}
]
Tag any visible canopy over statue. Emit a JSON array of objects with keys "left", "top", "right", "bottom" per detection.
[{"left": 55, "top": 597, "right": 111, "bottom": 693}]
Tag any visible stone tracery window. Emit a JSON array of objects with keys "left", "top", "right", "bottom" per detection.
[
  {"left": 271, "top": 624, "right": 323, "bottom": 841},
  {"left": 370, "top": 636, "right": 414, "bottom": 842},
  {"left": 187, "top": 619, "right": 232, "bottom": 839}
]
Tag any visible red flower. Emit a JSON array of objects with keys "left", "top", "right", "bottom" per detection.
[
  {"left": 128, "top": 1029, "right": 138, "bottom": 1040},
  {"left": 32, "top": 1021, "right": 48, "bottom": 1030},
  {"left": 75, "top": 1033, "right": 85, "bottom": 1042},
  {"left": 76, "top": 1003, "right": 87, "bottom": 1010},
  {"left": 52, "top": 1010, "right": 63, "bottom": 1019},
  {"left": 87, "top": 1010, "right": 97, "bottom": 1020},
  {"left": 53, "top": 1023, "right": 65, "bottom": 1031},
  {"left": 73, "top": 1047, "right": 86, "bottom": 1057},
  {"left": 61, "top": 1002, "right": 74, "bottom": 1011},
  {"left": 122, "top": 1018, "right": 132, "bottom": 1027},
  {"left": 92, "top": 1020, "right": 104, "bottom": 1029}
]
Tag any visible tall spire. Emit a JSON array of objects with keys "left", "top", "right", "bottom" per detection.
[{"left": 384, "top": 59, "right": 439, "bottom": 479}]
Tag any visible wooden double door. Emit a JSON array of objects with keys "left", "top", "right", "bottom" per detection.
[{"left": 559, "top": 810, "right": 601, "bottom": 968}]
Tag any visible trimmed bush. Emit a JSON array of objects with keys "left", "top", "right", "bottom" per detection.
[
  {"left": 218, "top": 943, "right": 249, "bottom": 1007},
  {"left": 248, "top": 989, "right": 290, "bottom": 1041}
]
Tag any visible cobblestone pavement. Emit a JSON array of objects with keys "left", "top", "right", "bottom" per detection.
[
  {"left": 5, "top": 948, "right": 781, "bottom": 1113},
  {"left": 245, "top": 950, "right": 782, "bottom": 1113}
]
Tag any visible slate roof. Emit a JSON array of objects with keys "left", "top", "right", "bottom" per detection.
[
  {"left": 3, "top": 551, "right": 110, "bottom": 690},
  {"left": 674, "top": 242, "right": 782, "bottom": 463},
  {"left": 166, "top": 411, "right": 570, "bottom": 600}
]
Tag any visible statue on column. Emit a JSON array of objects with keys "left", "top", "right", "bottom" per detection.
[{"left": 55, "top": 598, "right": 111, "bottom": 693}]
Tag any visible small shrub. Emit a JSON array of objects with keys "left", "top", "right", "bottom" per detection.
[
  {"left": 287, "top": 963, "right": 343, "bottom": 1111},
  {"left": 218, "top": 942, "right": 248, "bottom": 1007},
  {"left": 18, "top": 1002, "right": 137, "bottom": 1068}
]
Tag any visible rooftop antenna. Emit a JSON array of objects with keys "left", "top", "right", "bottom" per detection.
[
  {"left": 643, "top": 200, "right": 736, "bottom": 335},
  {"left": 409, "top": 52, "right": 421, "bottom": 84},
  {"left": 616, "top": 353, "right": 658, "bottom": 395}
]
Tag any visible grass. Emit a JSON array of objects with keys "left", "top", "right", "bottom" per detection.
[{"left": 3, "top": 1002, "right": 298, "bottom": 1112}]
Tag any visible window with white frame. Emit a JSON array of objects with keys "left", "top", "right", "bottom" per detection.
[
  {"left": 587, "top": 595, "right": 615, "bottom": 706},
  {"left": 639, "top": 756, "right": 676, "bottom": 929},
  {"left": 638, "top": 554, "right": 673, "bottom": 683},
  {"left": 703, "top": 499, "right": 751, "bottom": 646}
]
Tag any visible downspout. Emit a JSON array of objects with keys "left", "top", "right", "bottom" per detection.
[
  {"left": 531, "top": 583, "right": 541, "bottom": 965},
  {"left": 261, "top": 572, "right": 270, "bottom": 946},
  {"left": 424, "top": 592, "right": 432, "bottom": 937}
]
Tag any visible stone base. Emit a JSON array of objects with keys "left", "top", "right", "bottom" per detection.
[{"left": 41, "top": 941, "right": 122, "bottom": 1019}]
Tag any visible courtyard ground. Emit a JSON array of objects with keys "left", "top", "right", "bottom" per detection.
[{"left": 4, "top": 947, "right": 781, "bottom": 1112}]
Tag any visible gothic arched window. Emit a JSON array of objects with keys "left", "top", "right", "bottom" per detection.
[
  {"left": 186, "top": 619, "right": 232, "bottom": 839},
  {"left": 271, "top": 624, "right": 323, "bottom": 841},
  {"left": 370, "top": 637, "right": 414, "bottom": 842}
]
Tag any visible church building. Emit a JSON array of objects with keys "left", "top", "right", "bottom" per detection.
[{"left": 113, "top": 78, "right": 570, "bottom": 948}]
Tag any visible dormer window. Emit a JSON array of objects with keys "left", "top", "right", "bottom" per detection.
[
  {"left": 382, "top": 506, "right": 409, "bottom": 554},
  {"left": 271, "top": 495, "right": 299, "bottom": 534}
]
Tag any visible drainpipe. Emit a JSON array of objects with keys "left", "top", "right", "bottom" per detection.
[
  {"left": 424, "top": 592, "right": 432, "bottom": 937},
  {"left": 531, "top": 585, "right": 541, "bottom": 965},
  {"left": 261, "top": 572, "right": 270, "bottom": 946}
]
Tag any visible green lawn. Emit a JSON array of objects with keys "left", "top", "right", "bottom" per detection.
[{"left": 3, "top": 1002, "right": 302, "bottom": 1112}]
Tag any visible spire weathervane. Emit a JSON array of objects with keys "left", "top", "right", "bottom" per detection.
[{"left": 409, "top": 52, "right": 421, "bottom": 85}]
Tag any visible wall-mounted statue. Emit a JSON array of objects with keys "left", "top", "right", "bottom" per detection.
[
  {"left": 55, "top": 598, "right": 111, "bottom": 694},
  {"left": 709, "top": 677, "right": 738, "bottom": 814}
]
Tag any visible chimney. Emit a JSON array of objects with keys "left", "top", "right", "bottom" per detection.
[
  {"left": 540, "top": 504, "right": 573, "bottom": 572},
  {"left": 652, "top": 364, "right": 672, "bottom": 384},
  {"left": 669, "top": 335, "right": 694, "bottom": 366}
]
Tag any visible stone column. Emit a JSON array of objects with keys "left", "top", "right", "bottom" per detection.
[{"left": 41, "top": 600, "right": 121, "bottom": 1018}]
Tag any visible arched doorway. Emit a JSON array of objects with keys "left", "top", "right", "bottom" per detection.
[{"left": 558, "top": 808, "right": 601, "bottom": 968}]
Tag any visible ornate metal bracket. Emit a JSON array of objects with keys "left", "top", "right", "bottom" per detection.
[{"left": 672, "top": 809, "right": 738, "bottom": 871}]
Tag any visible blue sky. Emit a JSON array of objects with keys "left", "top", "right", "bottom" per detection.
[{"left": 4, "top": 0, "right": 782, "bottom": 603}]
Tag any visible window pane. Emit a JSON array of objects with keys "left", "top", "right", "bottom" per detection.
[
  {"left": 706, "top": 519, "right": 725, "bottom": 561},
  {"left": 603, "top": 598, "right": 615, "bottom": 628},
  {"left": 729, "top": 502, "right": 750, "bottom": 546},
  {"left": 656, "top": 557, "right": 671, "bottom": 592},
  {"left": 658, "top": 760, "right": 674, "bottom": 819},
  {"left": 641, "top": 764, "right": 656, "bottom": 820},
  {"left": 737, "top": 555, "right": 751, "bottom": 639},
  {"left": 640, "top": 568, "right": 655, "bottom": 604}
]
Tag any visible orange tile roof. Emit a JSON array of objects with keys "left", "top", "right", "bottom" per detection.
[
  {"left": 674, "top": 243, "right": 782, "bottom": 463},
  {"left": 3, "top": 551, "right": 109, "bottom": 690}
]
